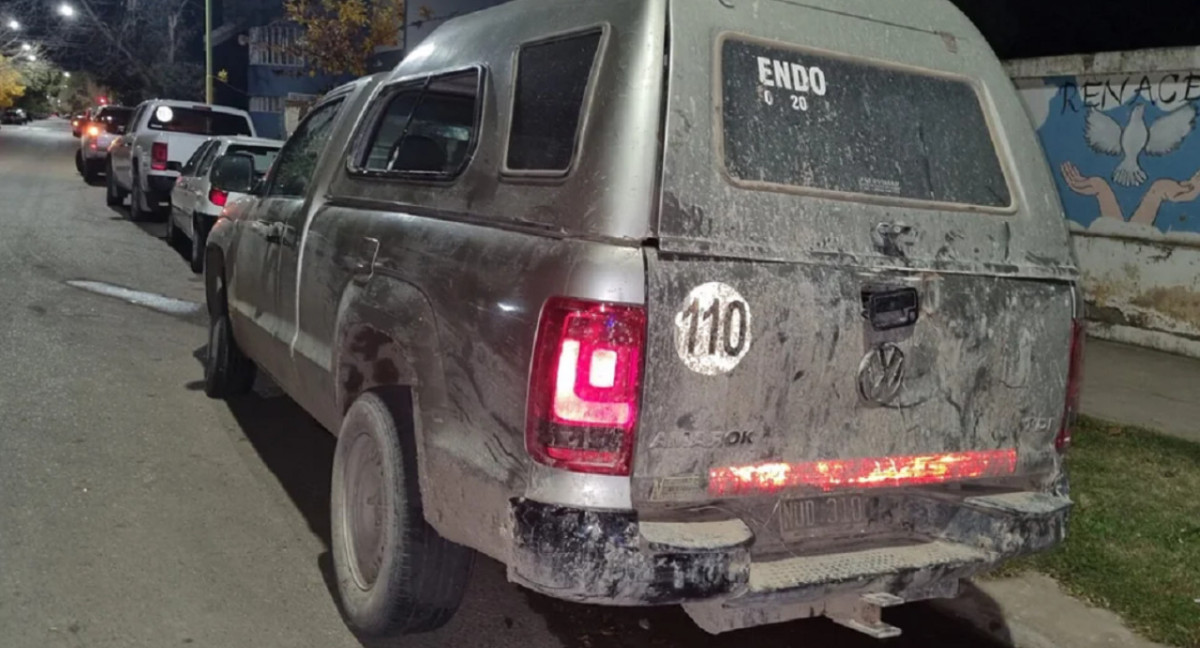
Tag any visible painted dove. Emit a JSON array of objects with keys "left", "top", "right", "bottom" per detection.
[{"left": 1085, "top": 103, "right": 1197, "bottom": 187}]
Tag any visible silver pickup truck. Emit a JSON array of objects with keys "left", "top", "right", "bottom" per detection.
[{"left": 202, "top": 0, "right": 1083, "bottom": 640}]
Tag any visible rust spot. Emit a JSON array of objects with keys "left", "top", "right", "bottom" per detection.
[{"left": 1130, "top": 286, "right": 1200, "bottom": 327}]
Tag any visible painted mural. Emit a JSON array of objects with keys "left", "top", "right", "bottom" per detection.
[{"left": 1019, "top": 74, "right": 1200, "bottom": 237}]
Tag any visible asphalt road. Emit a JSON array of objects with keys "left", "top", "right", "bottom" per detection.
[{"left": 0, "top": 119, "right": 1017, "bottom": 648}]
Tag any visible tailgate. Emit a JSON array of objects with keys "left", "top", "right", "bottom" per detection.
[
  {"left": 637, "top": 1, "right": 1080, "bottom": 509},
  {"left": 632, "top": 252, "right": 1074, "bottom": 506}
]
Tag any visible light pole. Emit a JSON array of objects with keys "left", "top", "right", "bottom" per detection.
[{"left": 205, "top": 0, "right": 213, "bottom": 104}]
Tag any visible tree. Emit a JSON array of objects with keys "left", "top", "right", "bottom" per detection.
[
  {"left": 67, "top": 0, "right": 203, "bottom": 102},
  {"left": 0, "top": 56, "right": 26, "bottom": 108},
  {"left": 283, "top": 0, "right": 405, "bottom": 77}
]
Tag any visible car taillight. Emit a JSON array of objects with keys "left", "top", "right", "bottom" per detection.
[
  {"left": 208, "top": 188, "right": 228, "bottom": 207},
  {"left": 86, "top": 125, "right": 100, "bottom": 137},
  {"left": 526, "top": 297, "right": 646, "bottom": 476},
  {"left": 1057, "top": 319, "right": 1086, "bottom": 452},
  {"left": 151, "top": 142, "right": 168, "bottom": 171}
]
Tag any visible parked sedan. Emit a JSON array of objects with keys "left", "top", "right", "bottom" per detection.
[
  {"left": 2, "top": 108, "right": 30, "bottom": 124},
  {"left": 168, "top": 136, "right": 282, "bottom": 273}
]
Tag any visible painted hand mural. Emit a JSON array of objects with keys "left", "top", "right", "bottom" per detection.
[{"left": 1061, "top": 160, "right": 1200, "bottom": 226}]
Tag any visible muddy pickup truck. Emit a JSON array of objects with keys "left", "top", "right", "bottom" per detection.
[{"left": 201, "top": 0, "right": 1084, "bottom": 640}]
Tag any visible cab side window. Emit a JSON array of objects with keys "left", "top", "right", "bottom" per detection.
[
  {"left": 358, "top": 69, "right": 481, "bottom": 178},
  {"left": 265, "top": 99, "right": 345, "bottom": 198},
  {"left": 196, "top": 143, "right": 223, "bottom": 178},
  {"left": 506, "top": 29, "right": 603, "bottom": 173}
]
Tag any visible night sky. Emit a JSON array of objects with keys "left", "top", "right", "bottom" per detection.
[{"left": 954, "top": 0, "right": 1200, "bottom": 59}]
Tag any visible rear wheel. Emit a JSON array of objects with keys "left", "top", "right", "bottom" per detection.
[
  {"left": 190, "top": 214, "right": 206, "bottom": 274},
  {"left": 331, "top": 391, "right": 474, "bottom": 639},
  {"left": 166, "top": 210, "right": 187, "bottom": 248},
  {"left": 130, "top": 171, "right": 150, "bottom": 222},
  {"left": 83, "top": 159, "right": 101, "bottom": 184},
  {"left": 105, "top": 160, "right": 126, "bottom": 207},
  {"left": 203, "top": 280, "right": 256, "bottom": 398}
]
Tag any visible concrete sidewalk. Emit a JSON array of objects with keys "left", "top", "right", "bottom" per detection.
[
  {"left": 1081, "top": 338, "right": 1200, "bottom": 443},
  {"left": 936, "top": 574, "right": 1167, "bottom": 648}
]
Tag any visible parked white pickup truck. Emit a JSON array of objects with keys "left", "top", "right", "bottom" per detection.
[{"left": 106, "top": 100, "right": 256, "bottom": 221}]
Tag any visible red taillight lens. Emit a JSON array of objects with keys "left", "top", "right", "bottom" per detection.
[
  {"left": 526, "top": 297, "right": 646, "bottom": 476},
  {"left": 151, "top": 142, "right": 168, "bottom": 171},
  {"left": 1057, "top": 320, "right": 1086, "bottom": 452},
  {"left": 208, "top": 188, "right": 228, "bottom": 207}
]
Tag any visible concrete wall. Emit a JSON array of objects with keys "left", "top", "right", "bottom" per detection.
[{"left": 1009, "top": 49, "right": 1200, "bottom": 358}]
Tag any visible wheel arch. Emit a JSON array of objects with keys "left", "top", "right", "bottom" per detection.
[{"left": 332, "top": 276, "right": 445, "bottom": 420}]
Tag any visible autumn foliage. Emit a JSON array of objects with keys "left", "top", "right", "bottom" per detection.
[
  {"left": 0, "top": 56, "right": 27, "bottom": 108},
  {"left": 284, "top": 0, "right": 406, "bottom": 77}
]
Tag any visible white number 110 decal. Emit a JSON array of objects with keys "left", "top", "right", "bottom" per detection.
[{"left": 674, "top": 282, "right": 754, "bottom": 375}]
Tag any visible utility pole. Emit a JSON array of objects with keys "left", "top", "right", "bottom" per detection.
[{"left": 205, "top": 0, "right": 213, "bottom": 104}]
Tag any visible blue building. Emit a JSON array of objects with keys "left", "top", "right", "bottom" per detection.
[
  {"left": 213, "top": 0, "right": 513, "bottom": 138},
  {"left": 213, "top": 0, "right": 349, "bottom": 139}
]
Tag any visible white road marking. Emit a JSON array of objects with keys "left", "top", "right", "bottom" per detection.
[{"left": 66, "top": 280, "right": 203, "bottom": 317}]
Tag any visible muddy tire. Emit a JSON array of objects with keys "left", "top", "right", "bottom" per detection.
[
  {"left": 331, "top": 390, "right": 474, "bottom": 638},
  {"left": 203, "top": 288, "right": 256, "bottom": 398},
  {"left": 105, "top": 160, "right": 126, "bottom": 207}
]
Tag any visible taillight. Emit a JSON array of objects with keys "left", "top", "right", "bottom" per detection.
[
  {"left": 1057, "top": 319, "right": 1086, "bottom": 452},
  {"left": 208, "top": 188, "right": 228, "bottom": 207},
  {"left": 151, "top": 142, "right": 168, "bottom": 171},
  {"left": 526, "top": 297, "right": 646, "bottom": 476},
  {"left": 86, "top": 125, "right": 100, "bottom": 137}
]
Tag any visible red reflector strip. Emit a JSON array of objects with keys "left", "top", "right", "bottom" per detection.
[{"left": 708, "top": 449, "right": 1018, "bottom": 496}]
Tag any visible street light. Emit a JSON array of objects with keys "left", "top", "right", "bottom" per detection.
[
  {"left": 20, "top": 42, "right": 31, "bottom": 51},
  {"left": 6, "top": 19, "right": 19, "bottom": 30},
  {"left": 26, "top": 54, "right": 36, "bottom": 61},
  {"left": 58, "top": 3, "right": 76, "bottom": 18},
  {"left": 63, "top": 72, "right": 71, "bottom": 78}
]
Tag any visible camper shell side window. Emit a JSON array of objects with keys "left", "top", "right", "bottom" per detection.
[{"left": 502, "top": 26, "right": 607, "bottom": 178}]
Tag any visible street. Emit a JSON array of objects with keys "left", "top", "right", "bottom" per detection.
[{"left": 0, "top": 118, "right": 1017, "bottom": 648}]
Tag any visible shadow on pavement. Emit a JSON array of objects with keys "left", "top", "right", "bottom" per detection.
[
  {"left": 190, "top": 348, "right": 1020, "bottom": 648},
  {"left": 523, "top": 582, "right": 1016, "bottom": 648}
]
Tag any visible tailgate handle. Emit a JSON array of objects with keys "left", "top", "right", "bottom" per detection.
[{"left": 861, "top": 287, "right": 919, "bottom": 331}]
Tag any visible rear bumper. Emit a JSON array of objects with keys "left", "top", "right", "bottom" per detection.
[
  {"left": 146, "top": 173, "right": 177, "bottom": 195},
  {"left": 508, "top": 490, "right": 1069, "bottom": 625}
]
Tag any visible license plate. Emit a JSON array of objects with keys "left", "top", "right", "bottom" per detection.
[{"left": 779, "top": 495, "right": 870, "bottom": 539}]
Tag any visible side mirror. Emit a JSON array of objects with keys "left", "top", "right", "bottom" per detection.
[{"left": 210, "top": 153, "right": 256, "bottom": 194}]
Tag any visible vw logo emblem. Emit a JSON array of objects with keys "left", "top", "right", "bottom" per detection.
[{"left": 857, "top": 343, "right": 906, "bottom": 405}]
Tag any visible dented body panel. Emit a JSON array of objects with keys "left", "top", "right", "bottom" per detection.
[{"left": 204, "top": 0, "right": 1079, "bottom": 636}]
